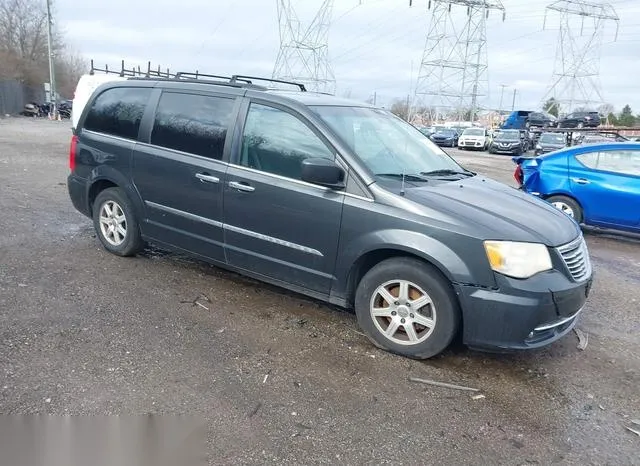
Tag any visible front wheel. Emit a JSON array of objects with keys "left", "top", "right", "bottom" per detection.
[
  {"left": 546, "top": 195, "right": 583, "bottom": 223},
  {"left": 355, "top": 257, "right": 460, "bottom": 359}
]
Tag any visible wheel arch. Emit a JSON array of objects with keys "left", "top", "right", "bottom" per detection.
[
  {"left": 344, "top": 248, "right": 457, "bottom": 308},
  {"left": 85, "top": 166, "right": 145, "bottom": 218}
]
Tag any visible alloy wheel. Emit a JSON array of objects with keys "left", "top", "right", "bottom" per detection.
[
  {"left": 369, "top": 280, "right": 437, "bottom": 346},
  {"left": 99, "top": 200, "right": 127, "bottom": 246}
]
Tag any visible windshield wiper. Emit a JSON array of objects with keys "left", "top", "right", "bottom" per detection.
[
  {"left": 375, "top": 173, "right": 430, "bottom": 181},
  {"left": 420, "top": 169, "right": 475, "bottom": 177}
]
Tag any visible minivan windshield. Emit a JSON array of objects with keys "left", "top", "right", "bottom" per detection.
[
  {"left": 311, "top": 106, "right": 468, "bottom": 177},
  {"left": 494, "top": 130, "right": 520, "bottom": 141},
  {"left": 462, "top": 128, "right": 484, "bottom": 136}
]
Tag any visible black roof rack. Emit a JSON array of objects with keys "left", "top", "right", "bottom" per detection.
[
  {"left": 89, "top": 59, "right": 175, "bottom": 78},
  {"left": 230, "top": 75, "right": 307, "bottom": 92},
  {"left": 88, "top": 59, "right": 307, "bottom": 92}
]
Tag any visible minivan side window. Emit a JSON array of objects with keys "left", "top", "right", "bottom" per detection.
[
  {"left": 239, "top": 103, "right": 334, "bottom": 180},
  {"left": 84, "top": 87, "right": 151, "bottom": 140},
  {"left": 150, "top": 92, "right": 236, "bottom": 160}
]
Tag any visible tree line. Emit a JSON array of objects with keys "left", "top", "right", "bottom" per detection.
[{"left": 0, "top": 0, "right": 85, "bottom": 99}]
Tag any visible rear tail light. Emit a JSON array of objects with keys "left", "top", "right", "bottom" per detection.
[
  {"left": 514, "top": 165, "right": 523, "bottom": 185},
  {"left": 69, "top": 135, "right": 79, "bottom": 172}
]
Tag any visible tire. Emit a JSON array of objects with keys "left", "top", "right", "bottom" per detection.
[
  {"left": 546, "top": 195, "right": 583, "bottom": 223},
  {"left": 93, "top": 187, "right": 144, "bottom": 257},
  {"left": 577, "top": 122, "right": 584, "bottom": 129},
  {"left": 354, "top": 257, "right": 461, "bottom": 359}
]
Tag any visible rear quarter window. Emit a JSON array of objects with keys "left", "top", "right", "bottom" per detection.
[
  {"left": 83, "top": 87, "right": 152, "bottom": 140},
  {"left": 150, "top": 92, "right": 236, "bottom": 160}
]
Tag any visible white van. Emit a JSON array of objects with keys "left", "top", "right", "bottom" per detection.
[{"left": 71, "top": 74, "right": 128, "bottom": 131}]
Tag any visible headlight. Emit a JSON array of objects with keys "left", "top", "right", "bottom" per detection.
[
  {"left": 484, "top": 241, "right": 552, "bottom": 279},
  {"left": 536, "top": 144, "right": 542, "bottom": 150}
]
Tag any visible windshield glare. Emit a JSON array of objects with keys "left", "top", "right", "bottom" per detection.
[
  {"left": 540, "top": 133, "right": 565, "bottom": 143},
  {"left": 463, "top": 128, "right": 484, "bottom": 136},
  {"left": 495, "top": 131, "right": 520, "bottom": 141},
  {"left": 311, "top": 106, "right": 464, "bottom": 176}
]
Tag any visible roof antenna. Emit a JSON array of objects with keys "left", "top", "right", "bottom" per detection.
[{"left": 400, "top": 171, "right": 406, "bottom": 196}]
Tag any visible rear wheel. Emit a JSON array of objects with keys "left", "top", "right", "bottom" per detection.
[
  {"left": 355, "top": 257, "right": 460, "bottom": 359},
  {"left": 93, "top": 187, "right": 144, "bottom": 256},
  {"left": 546, "top": 195, "right": 583, "bottom": 223}
]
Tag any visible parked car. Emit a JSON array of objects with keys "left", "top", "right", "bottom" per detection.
[
  {"left": 535, "top": 132, "right": 567, "bottom": 156},
  {"left": 458, "top": 127, "right": 490, "bottom": 150},
  {"left": 557, "top": 111, "right": 601, "bottom": 129},
  {"left": 67, "top": 73, "right": 592, "bottom": 359},
  {"left": 429, "top": 128, "right": 459, "bottom": 147},
  {"left": 513, "top": 142, "right": 640, "bottom": 234},
  {"left": 526, "top": 111, "right": 558, "bottom": 129},
  {"left": 489, "top": 129, "right": 527, "bottom": 155},
  {"left": 574, "top": 132, "right": 628, "bottom": 145},
  {"left": 417, "top": 126, "right": 434, "bottom": 137}
]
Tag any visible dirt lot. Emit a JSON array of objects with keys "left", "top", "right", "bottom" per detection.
[{"left": 1, "top": 118, "right": 639, "bottom": 464}]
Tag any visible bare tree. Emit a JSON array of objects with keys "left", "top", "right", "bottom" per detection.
[{"left": 0, "top": 0, "right": 85, "bottom": 97}]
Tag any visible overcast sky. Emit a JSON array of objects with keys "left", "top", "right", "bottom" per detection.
[{"left": 55, "top": 0, "right": 639, "bottom": 114}]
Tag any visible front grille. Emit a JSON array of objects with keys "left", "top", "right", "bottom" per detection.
[{"left": 557, "top": 236, "right": 592, "bottom": 282}]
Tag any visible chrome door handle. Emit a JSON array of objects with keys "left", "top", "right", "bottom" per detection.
[
  {"left": 228, "top": 181, "right": 255, "bottom": 192},
  {"left": 572, "top": 177, "right": 590, "bottom": 185},
  {"left": 195, "top": 173, "right": 220, "bottom": 184}
]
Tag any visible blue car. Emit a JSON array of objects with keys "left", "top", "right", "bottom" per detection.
[{"left": 513, "top": 142, "right": 640, "bottom": 234}]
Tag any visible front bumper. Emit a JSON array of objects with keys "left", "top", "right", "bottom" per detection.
[
  {"left": 458, "top": 140, "right": 485, "bottom": 149},
  {"left": 455, "top": 269, "right": 593, "bottom": 351},
  {"left": 432, "top": 139, "right": 455, "bottom": 146},
  {"left": 490, "top": 145, "right": 521, "bottom": 154}
]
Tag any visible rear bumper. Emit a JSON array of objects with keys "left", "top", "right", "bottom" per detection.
[
  {"left": 67, "top": 173, "right": 90, "bottom": 217},
  {"left": 455, "top": 270, "right": 593, "bottom": 351}
]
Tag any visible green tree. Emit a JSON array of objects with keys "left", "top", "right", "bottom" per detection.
[
  {"left": 543, "top": 97, "right": 560, "bottom": 117},
  {"left": 618, "top": 105, "right": 636, "bottom": 127},
  {"left": 607, "top": 112, "right": 618, "bottom": 126}
]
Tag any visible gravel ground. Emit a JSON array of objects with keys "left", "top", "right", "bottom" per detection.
[{"left": 1, "top": 117, "right": 639, "bottom": 465}]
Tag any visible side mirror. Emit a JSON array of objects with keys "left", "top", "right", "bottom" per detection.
[{"left": 301, "top": 157, "right": 346, "bottom": 189}]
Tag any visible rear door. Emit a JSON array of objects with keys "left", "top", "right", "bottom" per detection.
[
  {"left": 570, "top": 148, "right": 640, "bottom": 228},
  {"left": 222, "top": 100, "right": 344, "bottom": 295},
  {"left": 132, "top": 89, "right": 241, "bottom": 262}
]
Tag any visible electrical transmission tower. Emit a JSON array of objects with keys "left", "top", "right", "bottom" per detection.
[
  {"left": 411, "top": 0, "right": 505, "bottom": 122},
  {"left": 542, "top": 0, "right": 619, "bottom": 114},
  {"left": 273, "top": 0, "right": 336, "bottom": 94}
]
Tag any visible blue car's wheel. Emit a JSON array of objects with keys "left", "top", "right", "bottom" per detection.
[{"left": 546, "top": 195, "right": 583, "bottom": 223}]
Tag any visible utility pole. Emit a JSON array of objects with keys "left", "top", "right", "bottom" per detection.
[
  {"left": 511, "top": 88, "right": 517, "bottom": 111},
  {"left": 373, "top": 91, "right": 377, "bottom": 106},
  {"left": 498, "top": 84, "right": 507, "bottom": 113},
  {"left": 45, "top": 0, "right": 57, "bottom": 119},
  {"left": 406, "top": 94, "right": 410, "bottom": 122}
]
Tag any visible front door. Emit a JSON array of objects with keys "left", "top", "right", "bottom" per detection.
[
  {"left": 132, "top": 90, "right": 240, "bottom": 262},
  {"left": 570, "top": 148, "right": 640, "bottom": 228},
  {"left": 223, "top": 101, "right": 344, "bottom": 294}
]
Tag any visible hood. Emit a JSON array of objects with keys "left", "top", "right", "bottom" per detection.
[
  {"left": 432, "top": 133, "right": 455, "bottom": 139},
  {"left": 395, "top": 176, "right": 580, "bottom": 247},
  {"left": 461, "top": 135, "right": 485, "bottom": 141}
]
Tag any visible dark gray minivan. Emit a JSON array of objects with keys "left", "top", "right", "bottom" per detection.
[{"left": 67, "top": 74, "right": 594, "bottom": 359}]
